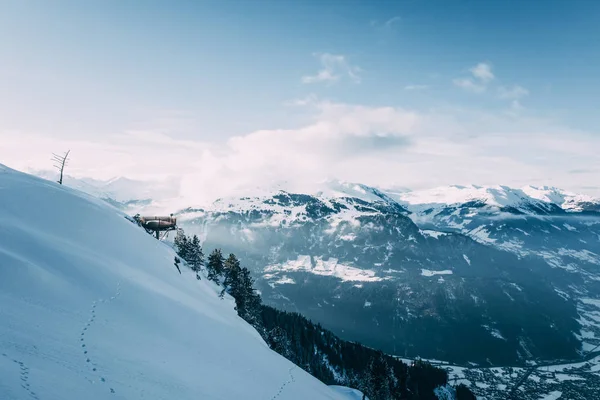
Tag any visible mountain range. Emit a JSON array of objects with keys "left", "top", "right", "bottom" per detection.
[{"left": 27, "top": 171, "right": 600, "bottom": 398}]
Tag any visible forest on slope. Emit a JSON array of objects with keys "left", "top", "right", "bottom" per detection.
[{"left": 170, "top": 229, "right": 476, "bottom": 400}]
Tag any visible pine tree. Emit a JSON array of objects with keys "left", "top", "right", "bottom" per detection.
[
  {"left": 363, "top": 353, "right": 392, "bottom": 400},
  {"left": 238, "top": 267, "right": 262, "bottom": 327},
  {"left": 187, "top": 234, "right": 204, "bottom": 275},
  {"left": 267, "top": 326, "right": 294, "bottom": 360},
  {"left": 206, "top": 248, "right": 225, "bottom": 284},
  {"left": 456, "top": 384, "right": 476, "bottom": 400},
  {"left": 174, "top": 230, "right": 189, "bottom": 260},
  {"left": 221, "top": 254, "right": 241, "bottom": 298}
]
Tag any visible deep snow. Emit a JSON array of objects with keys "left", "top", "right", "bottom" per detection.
[{"left": 0, "top": 165, "right": 358, "bottom": 400}]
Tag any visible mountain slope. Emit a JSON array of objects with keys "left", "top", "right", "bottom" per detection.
[
  {"left": 394, "top": 185, "right": 600, "bottom": 363},
  {"left": 0, "top": 164, "right": 353, "bottom": 400},
  {"left": 395, "top": 184, "right": 600, "bottom": 216},
  {"left": 176, "top": 189, "right": 582, "bottom": 366}
]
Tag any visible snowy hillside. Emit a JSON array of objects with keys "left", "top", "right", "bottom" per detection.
[{"left": 0, "top": 164, "right": 356, "bottom": 400}]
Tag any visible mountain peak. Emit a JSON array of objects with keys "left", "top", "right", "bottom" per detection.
[{"left": 394, "top": 184, "right": 599, "bottom": 213}]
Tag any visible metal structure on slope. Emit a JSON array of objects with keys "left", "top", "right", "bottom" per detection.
[{"left": 133, "top": 214, "right": 178, "bottom": 239}]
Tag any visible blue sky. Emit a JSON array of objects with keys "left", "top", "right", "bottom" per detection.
[{"left": 1, "top": 0, "right": 599, "bottom": 200}]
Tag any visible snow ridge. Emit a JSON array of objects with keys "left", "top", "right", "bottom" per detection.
[{"left": 394, "top": 184, "right": 599, "bottom": 214}]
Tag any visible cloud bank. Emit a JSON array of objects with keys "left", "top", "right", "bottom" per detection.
[{"left": 2, "top": 97, "right": 599, "bottom": 205}]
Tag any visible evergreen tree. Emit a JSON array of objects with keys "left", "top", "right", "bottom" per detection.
[
  {"left": 363, "top": 352, "right": 392, "bottom": 400},
  {"left": 206, "top": 248, "right": 225, "bottom": 284},
  {"left": 237, "top": 267, "right": 262, "bottom": 327},
  {"left": 174, "top": 230, "right": 189, "bottom": 260},
  {"left": 221, "top": 254, "right": 241, "bottom": 298},
  {"left": 187, "top": 234, "right": 204, "bottom": 275},
  {"left": 456, "top": 384, "right": 476, "bottom": 400},
  {"left": 267, "top": 326, "right": 294, "bottom": 361}
]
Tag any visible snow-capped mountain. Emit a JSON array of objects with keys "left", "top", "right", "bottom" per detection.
[
  {"left": 395, "top": 184, "right": 600, "bottom": 217},
  {"left": 22, "top": 170, "right": 600, "bottom": 399},
  {"left": 0, "top": 164, "right": 365, "bottom": 400},
  {"left": 174, "top": 189, "right": 586, "bottom": 362}
]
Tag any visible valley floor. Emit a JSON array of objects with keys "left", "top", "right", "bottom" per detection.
[{"left": 402, "top": 353, "right": 600, "bottom": 399}]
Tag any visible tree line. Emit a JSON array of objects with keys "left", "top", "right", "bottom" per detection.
[{"left": 173, "top": 230, "right": 475, "bottom": 400}]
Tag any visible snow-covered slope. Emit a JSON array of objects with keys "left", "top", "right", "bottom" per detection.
[
  {"left": 520, "top": 185, "right": 600, "bottom": 212},
  {"left": 0, "top": 164, "right": 352, "bottom": 400},
  {"left": 28, "top": 169, "right": 180, "bottom": 203},
  {"left": 394, "top": 184, "right": 599, "bottom": 215}
]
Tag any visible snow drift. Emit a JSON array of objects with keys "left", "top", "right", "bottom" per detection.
[{"left": 0, "top": 165, "right": 355, "bottom": 400}]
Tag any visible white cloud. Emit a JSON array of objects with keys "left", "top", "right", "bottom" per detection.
[
  {"left": 454, "top": 62, "right": 495, "bottom": 93},
  {"left": 370, "top": 16, "right": 401, "bottom": 30},
  {"left": 0, "top": 129, "right": 214, "bottom": 181},
  {"left": 404, "top": 84, "right": 429, "bottom": 91},
  {"left": 302, "top": 53, "right": 361, "bottom": 84},
  {"left": 470, "top": 62, "right": 495, "bottom": 83},
  {"left": 453, "top": 78, "right": 486, "bottom": 93},
  {"left": 283, "top": 94, "right": 319, "bottom": 107},
  {"left": 498, "top": 85, "right": 529, "bottom": 99},
  {"left": 383, "top": 16, "right": 401, "bottom": 28},
  {"left": 2, "top": 100, "right": 599, "bottom": 206}
]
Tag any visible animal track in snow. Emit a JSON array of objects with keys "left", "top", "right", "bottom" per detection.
[
  {"left": 79, "top": 281, "right": 121, "bottom": 395},
  {"left": 1, "top": 353, "right": 39, "bottom": 399},
  {"left": 269, "top": 366, "right": 296, "bottom": 400}
]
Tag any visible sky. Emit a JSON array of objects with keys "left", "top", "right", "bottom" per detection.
[{"left": 1, "top": 0, "right": 599, "bottom": 203}]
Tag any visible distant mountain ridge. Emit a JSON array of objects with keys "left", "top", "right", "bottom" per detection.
[
  {"left": 397, "top": 184, "right": 600, "bottom": 216},
  {"left": 28, "top": 168, "right": 600, "bottom": 216}
]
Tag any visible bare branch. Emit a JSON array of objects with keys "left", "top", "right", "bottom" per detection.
[{"left": 52, "top": 150, "right": 70, "bottom": 185}]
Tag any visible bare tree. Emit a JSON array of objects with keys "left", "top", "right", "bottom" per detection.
[{"left": 52, "top": 150, "right": 70, "bottom": 185}]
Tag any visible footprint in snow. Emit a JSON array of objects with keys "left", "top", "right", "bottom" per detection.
[
  {"left": 80, "top": 281, "right": 122, "bottom": 395},
  {"left": 3, "top": 354, "right": 38, "bottom": 399}
]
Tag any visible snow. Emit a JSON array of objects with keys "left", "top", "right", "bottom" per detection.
[
  {"left": 563, "top": 223, "right": 577, "bottom": 232},
  {"left": 522, "top": 185, "right": 599, "bottom": 212},
  {"left": 468, "top": 226, "right": 496, "bottom": 244},
  {"left": 328, "top": 386, "right": 368, "bottom": 400},
  {"left": 421, "top": 269, "right": 453, "bottom": 277},
  {"left": 557, "top": 248, "right": 600, "bottom": 265},
  {"left": 310, "top": 180, "right": 395, "bottom": 205},
  {"left": 0, "top": 165, "right": 351, "bottom": 400},
  {"left": 32, "top": 169, "right": 600, "bottom": 222},
  {"left": 268, "top": 275, "right": 297, "bottom": 287},
  {"left": 420, "top": 230, "right": 450, "bottom": 239},
  {"left": 554, "top": 373, "right": 585, "bottom": 382},
  {"left": 538, "top": 391, "right": 562, "bottom": 400},
  {"left": 580, "top": 298, "right": 600, "bottom": 309},
  {"left": 482, "top": 325, "right": 506, "bottom": 341},
  {"left": 395, "top": 184, "right": 599, "bottom": 214},
  {"left": 265, "top": 255, "right": 385, "bottom": 282},
  {"left": 396, "top": 185, "right": 521, "bottom": 207},
  {"left": 339, "top": 233, "right": 357, "bottom": 241}
]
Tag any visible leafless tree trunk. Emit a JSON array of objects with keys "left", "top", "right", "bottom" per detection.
[{"left": 52, "top": 150, "right": 70, "bottom": 185}]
